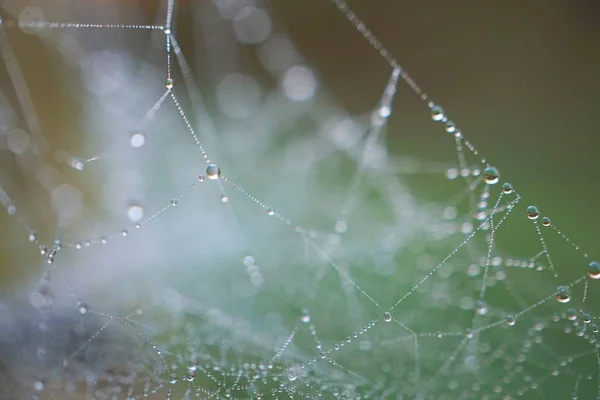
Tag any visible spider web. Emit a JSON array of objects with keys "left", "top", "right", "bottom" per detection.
[{"left": 0, "top": 0, "right": 598, "bottom": 399}]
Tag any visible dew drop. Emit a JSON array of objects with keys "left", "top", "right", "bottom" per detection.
[
  {"left": 206, "top": 164, "right": 221, "bottom": 180},
  {"left": 75, "top": 242, "right": 82, "bottom": 249},
  {"left": 198, "top": 175, "right": 205, "bottom": 182},
  {"left": 445, "top": 120, "right": 456, "bottom": 133},
  {"left": 502, "top": 182, "right": 514, "bottom": 194},
  {"left": 121, "top": 229, "right": 128, "bottom": 237},
  {"left": 34, "top": 381, "right": 44, "bottom": 392},
  {"left": 526, "top": 206, "right": 540, "bottom": 220},
  {"left": 184, "top": 371, "right": 196, "bottom": 382},
  {"left": 164, "top": 28, "right": 171, "bottom": 35},
  {"left": 79, "top": 304, "right": 88, "bottom": 315},
  {"left": 555, "top": 286, "right": 571, "bottom": 303},
  {"left": 69, "top": 157, "right": 84, "bottom": 171},
  {"left": 130, "top": 132, "right": 145, "bottom": 148},
  {"left": 267, "top": 208, "right": 275, "bottom": 216},
  {"left": 592, "top": 325, "right": 599, "bottom": 334},
  {"left": 101, "top": 237, "right": 107, "bottom": 244},
  {"left": 383, "top": 312, "right": 392, "bottom": 322},
  {"left": 583, "top": 313, "right": 591, "bottom": 324},
  {"left": 505, "top": 315, "right": 516, "bottom": 327},
  {"left": 165, "top": 78, "right": 174, "bottom": 89},
  {"left": 29, "top": 231, "right": 36, "bottom": 242},
  {"left": 287, "top": 366, "right": 298, "bottom": 381},
  {"left": 541, "top": 216, "right": 551, "bottom": 227},
  {"left": 588, "top": 261, "right": 600, "bottom": 279},
  {"left": 220, "top": 195, "right": 229, "bottom": 203},
  {"left": 169, "top": 373, "right": 178, "bottom": 384},
  {"left": 171, "top": 199, "right": 178, "bottom": 206},
  {"left": 483, "top": 166, "right": 499, "bottom": 185},
  {"left": 429, "top": 104, "right": 445, "bottom": 122},
  {"left": 475, "top": 300, "right": 488, "bottom": 316},
  {"left": 301, "top": 308, "right": 310, "bottom": 323},
  {"left": 127, "top": 204, "right": 144, "bottom": 222}
]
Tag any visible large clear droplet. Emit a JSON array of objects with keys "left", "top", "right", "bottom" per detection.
[
  {"left": 483, "top": 166, "right": 499, "bottom": 185},
  {"left": 383, "top": 312, "right": 392, "bottom": 322},
  {"left": 130, "top": 132, "right": 145, "bottom": 148},
  {"left": 206, "top": 164, "right": 221, "bottom": 180},
  {"left": 555, "top": 286, "right": 571, "bottom": 303},
  {"left": 526, "top": 206, "right": 540, "bottom": 220},
  {"left": 475, "top": 300, "right": 488, "bottom": 316},
  {"left": 287, "top": 366, "right": 298, "bottom": 381},
  {"left": 588, "top": 261, "right": 600, "bottom": 280},
  {"left": 301, "top": 308, "right": 311, "bottom": 323},
  {"left": 541, "top": 216, "right": 551, "bottom": 227},
  {"left": 429, "top": 104, "right": 445, "bottom": 122},
  {"left": 69, "top": 157, "right": 84, "bottom": 171},
  {"left": 502, "top": 182, "right": 514, "bottom": 194},
  {"left": 505, "top": 315, "right": 516, "bottom": 326},
  {"left": 127, "top": 204, "right": 144, "bottom": 222}
]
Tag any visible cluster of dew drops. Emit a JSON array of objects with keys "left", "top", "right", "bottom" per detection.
[
  {"left": 27, "top": 163, "right": 223, "bottom": 265},
  {"left": 375, "top": 102, "right": 600, "bottom": 328}
]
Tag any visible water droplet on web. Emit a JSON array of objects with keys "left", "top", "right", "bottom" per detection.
[
  {"left": 301, "top": 308, "right": 310, "bottom": 323},
  {"left": 445, "top": 120, "right": 456, "bottom": 133},
  {"left": 198, "top": 175, "right": 205, "bottom": 182},
  {"left": 100, "top": 237, "right": 107, "bottom": 244},
  {"left": 541, "top": 216, "right": 551, "bottom": 227},
  {"left": 287, "top": 366, "right": 298, "bottom": 381},
  {"left": 555, "top": 286, "right": 571, "bottom": 303},
  {"left": 267, "top": 208, "right": 275, "bottom": 216},
  {"left": 475, "top": 300, "right": 488, "bottom": 315},
  {"left": 121, "top": 229, "right": 128, "bottom": 236},
  {"left": 583, "top": 313, "right": 591, "bottom": 324},
  {"left": 383, "top": 312, "right": 392, "bottom": 322},
  {"left": 184, "top": 371, "right": 196, "bottom": 382},
  {"left": 505, "top": 315, "right": 516, "bottom": 326},
  {"left": 334, "top": 220, "right": 348, "bottom": 233},
  {"left": 169, "top": 373, "right": 178, "bottom": 384},
  {"left": 526, "top": 206, "right": 540, "bottom": 220},
  {"left": 220, "top": 195, "right": 229, "bottom": 203},
  {"left": 164, "top": 28, "right": 171, "bottom": 35},
  {"left": 69, "top": 157, "right": 84, "bottom": 171},
  {"left": 429, "top": 104, "right": 444, "bottom": 122},
  {"left": 29, "top": 231, "right": 36, "bottom": 242},
  {"left": 483, "top": 166, "right": 499, "bottom": 185},
  {"left": 79, "top": 304, "right": 88, "bottom": 315},
  {"left": 34, "top": 381, "right": 44, "bottom": 392},
  {"left": 502, "top": 182, "right": 514, "bottom": 194},
  {"left": 592, "top": 325, "right": 599, "bottom": 334},
  {"left": 378, "top": 105, "right": 391, "bottom": 118},
  {"left": 165, "top": 78, "right": 174, "bottom": 89},
  {"left": 127, "top": 204, "right": 144, "bottom": 222},
  {"left": 566, "top": 308, "right": 577, "bottom": 321},
  {"left": 586, "top": 260, "right": 600, "bottom": 279},
  {"left": 171, "top": 199, "right": 178, "bottom": 206},
  {"left": 130, "top": 132, "right": 145, "bottom": 148},
  {"left": 206, "top": 164, "right": 221, "bottom": 180},
  {"left": 243, "top": 255, "right": 255, "bottom": 266}
]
